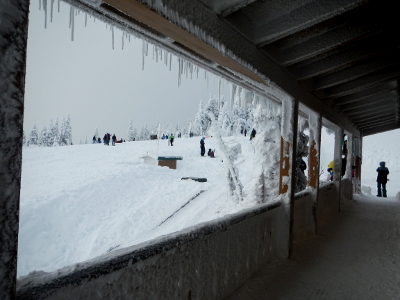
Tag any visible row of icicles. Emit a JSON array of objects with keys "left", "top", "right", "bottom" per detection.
[{"left": 38, "top": 0, "right": 277, "bottom": 111}]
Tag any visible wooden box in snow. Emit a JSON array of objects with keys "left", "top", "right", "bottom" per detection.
[
  {"left": 157, "top": 156, "right": 183, "bottom": 169},
  {"left": 141, "top": 154, "right": 183, "bottom": 170}
]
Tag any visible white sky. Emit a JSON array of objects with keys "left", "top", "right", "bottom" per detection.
[{"left": 24, "top": 1, "right": 232, "bottom": 144}]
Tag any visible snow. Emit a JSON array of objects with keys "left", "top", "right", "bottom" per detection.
[
  {"left": 18, "top": 135, "right": 257, "bottom": 277},
  {"left": 18, "top": 128, "right": 400, "bottom": 279},
  {"left": 319, "top": 128, "right": 400, "bottom": 196}
]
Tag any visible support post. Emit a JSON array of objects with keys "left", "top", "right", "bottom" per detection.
[
  {"left": 279, "top": 98, "right": 299, "bottom": 258},
  {"left": 344, "top": 132, "right": 353, "bottom": 199},
  {"left": 334, "top": 127, "right": 344, "bottom": 211},
  {"left": 308, "top": 114, "right": 322, "bottom": 233},
  {"left": 279, "top": 137, "right": 290, "bottom": 195},
  {"left": 0, "top": 1, "right": 30, "bottom": 299}
]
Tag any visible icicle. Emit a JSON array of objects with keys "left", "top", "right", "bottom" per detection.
[
  {"left": 169, "top": 53, "right": 172, "bottom": 71},
  {"left": 111, "top": 26, "right": 114, "bottom": 50},
  {"left": 142, "top": 40, "right": 147, "bottom": 71},
  {"left": 218, "top": 79, "right": 221, "bottom": 109},
  {"left": 178, "top": 58, "right": 182, "bottom": 87},
  {"left": 70, "top": 6, "right": 74, "bottom": 41},
  {"left": 230, "top": 84, "right": 236, "bottom": 111},
  {"left": 43, "top": 0, "right": 47, "bottom": 28},
  {"left": 85, "top": 13, "right": 87, "bottom": 27},
  {"left": 50, "top": 0, "right": 54, "bottom": 23},
  {"left": 122, "top": 31, "right": 124, "bottom": 50},
  {"left": 58, "top": 0, "right": 60, "bottom": 13},
  {"left": 39, "top": 0, "right": 42, "bottom": 11}
]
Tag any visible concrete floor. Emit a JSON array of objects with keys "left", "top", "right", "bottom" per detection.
[{"left": 225, "top": 194, "right": 400, "bottom": 299}]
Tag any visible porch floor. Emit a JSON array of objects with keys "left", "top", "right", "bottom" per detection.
[{"left": 226, "top": 194, "right": 400, "bottom": 299}]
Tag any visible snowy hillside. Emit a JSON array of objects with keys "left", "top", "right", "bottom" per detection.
[
  {"left": 18, "top": 129, "right": 400, "bottom": 277},
  {"left": 18, "top": 136, "right": 257, "bottom": 277}
]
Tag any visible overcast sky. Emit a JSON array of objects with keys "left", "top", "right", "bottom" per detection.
[{"left": 24, "top": 1, "right": 231, "bottom": 144}]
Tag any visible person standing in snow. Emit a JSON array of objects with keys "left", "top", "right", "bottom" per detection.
[
  {"left": 112, "top": 134, "right": 117, "bottom": 146},
  {"left": 376, "top": 161, "right": 389, "bottom": 197},
  {"left": 250, "top": 128, "right": 256, "bottom": 140},
  {"left": 92, "top": 136, "right": 96, "bottom": 144},
  {"left": 170, "top": 133, "right": 174, "bottom": 146},
  {"left": 327, "top": 160, "right": 334, "bottom": 181},
  {"left": 200, "top": 137, "right": 205, "bottom": 156}
]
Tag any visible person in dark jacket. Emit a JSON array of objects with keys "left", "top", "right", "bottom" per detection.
[
  {"left": 299, "top": 159, "right": 307, "bottom": 174},
  {"left": 112, "top": 134, "right": 117, "bottom": 146},
  {"left": 250, "top": 128, "right": 256, "bottom": 140},
  {"left": 376, "top": 161, "right": 389, "bottom": 197},
  {"left": 200, "top": 137, "right": 205, "bottom": 156}
]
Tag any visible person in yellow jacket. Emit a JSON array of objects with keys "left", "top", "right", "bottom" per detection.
[{"left": 327, "top": 161, "right": 334, "bottom": 181}]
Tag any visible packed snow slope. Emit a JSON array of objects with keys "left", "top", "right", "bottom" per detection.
[
  {"left": 19, "top": 135, "right": 257, "bottom": 277},
  {"left": 18, "top": 129, "right": 400, "bottom": 277}
]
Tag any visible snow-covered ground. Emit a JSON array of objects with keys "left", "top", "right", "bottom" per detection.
[
  {"left": 18, "top": 135, "right": 257, "bottom": 277},
  {"left": 18, "top": 129, "right": 400, "bottom": 277}
]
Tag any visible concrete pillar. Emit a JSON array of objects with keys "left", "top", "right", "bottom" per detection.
[
  {"left": 0, "top": 1, "right": 30, "bottom": 299},
  {"left": 334, "top": 127, "right": 344, "bottom": 211}
]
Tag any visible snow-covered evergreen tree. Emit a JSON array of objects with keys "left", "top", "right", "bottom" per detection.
[
  {"left": 243, "top": 101, "right": 281, "bottom": 204},
  {"left": 218, "top": 101, "right": 233, "bottom": 136},
  {"left": 127, "top": 120, "right": 135, "bottom": 141},
  {"left": 209, "top": 113, "right": 243, "bottom": 202},
  {"left": 193, "top": 100, "right": 208, "bottom": 136},
  {"left": 66, "top": 115, "right": 72, "bottom": 145},
  {"left": 47, "top": 119, "right": 54, "bottom": 147},
  {"left": 51, "top": 117, "right": 59, "bottom": 146},
  {"left": 60, "top": 115, "right": 72, "bottom": 145},
  {"left": 139, "top": 123, "right": 149, "bottom": 140},
  {"left": 27, "top": 123, "right": 39, "bottom": 146},
  {"left": 94, "top": 127, "right": 99, "bottom": 140},
  {"left": 38, "top": 126, "right": 49, "bottom": 147},
  {"left": 231, "top": 88, "right": 247, "bottom": 135}
]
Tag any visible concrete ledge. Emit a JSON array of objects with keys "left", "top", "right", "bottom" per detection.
[{"left": 17, "top": 201, "right": 281, "bottom": 300}]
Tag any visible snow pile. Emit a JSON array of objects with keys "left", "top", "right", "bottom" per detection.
[{"left": 361, "top": 185, "right": 372, "bottom": 195}]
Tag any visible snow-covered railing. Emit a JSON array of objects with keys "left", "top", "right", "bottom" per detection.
[{"left": 17, "top": 201, "right": 282, "bottom": 300}]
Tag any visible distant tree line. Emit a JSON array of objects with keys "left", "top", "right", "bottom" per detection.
[
  {"left": 125, "top": 87, "right": 254, "bottom": 142},
  {"left": 24, "top": 115, "right": 72, "bottom": 147}
]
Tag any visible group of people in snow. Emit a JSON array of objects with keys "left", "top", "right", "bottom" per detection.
[{"left": 91, "top": 134, "right": 125, "bottom": 146}]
